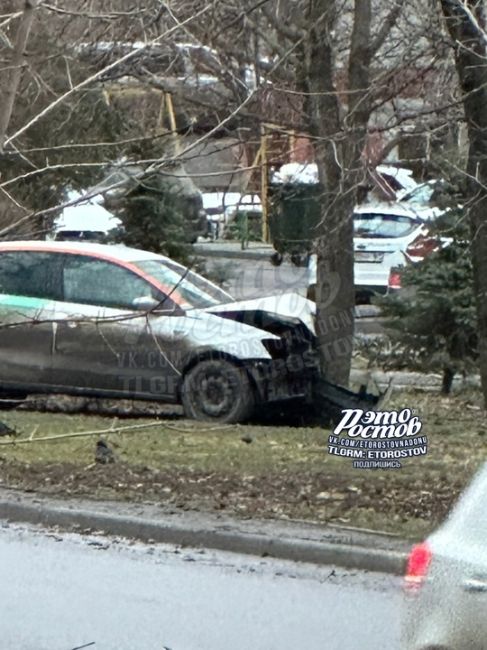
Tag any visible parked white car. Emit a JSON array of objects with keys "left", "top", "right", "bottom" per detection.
[
  {"left": 307, "top": 204, "right": 442, "bottom": 303},
  {"left": 48, "top": 191, "right": 121, "bottom": 242},
  {"left": 352, "top": 204, "right": 441, "bottom": 301}
]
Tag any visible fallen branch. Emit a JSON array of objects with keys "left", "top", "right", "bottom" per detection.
[
  {"left": 0, "top": 420, "right": 233, "bottom": 445},
  {"left": 0, "top": 421, "right": 163, "bottom": 445},
  {"left": 165, "top": 423, "right": 234, "bottom": 434}
]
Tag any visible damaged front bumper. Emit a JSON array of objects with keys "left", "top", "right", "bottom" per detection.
[
  {"left": 245, "top": 354, "right": 386, "bottom": 416},
  {"left": 246, "top": 354, "right": 320, "bottom": 404}
]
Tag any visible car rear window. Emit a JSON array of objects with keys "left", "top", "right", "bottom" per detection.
[
  {"left": 54, "top": 230, "right": 106, "bottom": 242},
  {"left": 401, "top": 184, "right": 436, "bottom": 206},
  {"left": 0, "top": 251, "right": 61, "bottom": 300},
  {"left": 354, "top": 213, "right": 419, "bottom": 238}
]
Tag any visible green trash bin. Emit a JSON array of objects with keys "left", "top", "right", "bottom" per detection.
[{"left": 268, "top": 183, "right": 323, "bottom": 265}]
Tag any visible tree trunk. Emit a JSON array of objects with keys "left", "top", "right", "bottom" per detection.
[
  {"left": 441, "top": 366, "right": 455, "bottom": 395},
  {"left": 0, "top": 0, "right": 38, "bottom": 151},
  {"left": 440, "top": 0, "right": 487, "bottom": 407},
  {"left": 305, "top": 0, "right": 373, "bottom": 386}
]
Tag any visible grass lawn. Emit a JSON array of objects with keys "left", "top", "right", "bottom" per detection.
[{"left": 0, "top": 389, "right": 485, "bottom": 540}]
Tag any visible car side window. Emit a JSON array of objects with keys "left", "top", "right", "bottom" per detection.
[
  {"left": 0, "top": 251, "right": 61, "bottom": 300},
  {"left": 61, "top": 255, "right": 157, "bottom": 309}
]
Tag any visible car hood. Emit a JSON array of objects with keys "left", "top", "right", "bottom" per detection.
[
  {"left": 203, "top": 292, "right": 317, "bottom": 335},
  {"left": 151, "top": 310, "right": 281, "bottom": 361}
]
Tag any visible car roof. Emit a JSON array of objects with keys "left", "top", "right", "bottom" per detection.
[{"left": 0, "top": 240, "right": 169, "bottom": 263}]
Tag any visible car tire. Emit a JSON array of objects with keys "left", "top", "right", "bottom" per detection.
[
  {"left": 270, "top": 252, "right": 283, "bottom": 266},
  {"left": 291, "top": 252, "right": 307, "bottom": 267},
  {"left": 181, "top": 359, "right": 255, "bottom": 423}
]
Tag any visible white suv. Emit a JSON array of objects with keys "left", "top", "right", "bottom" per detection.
[{"left": 307, "top": 204, "right": 442, "bottom": 303}]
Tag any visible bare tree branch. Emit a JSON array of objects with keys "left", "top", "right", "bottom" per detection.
[
  {"left": 3, "top": 2, "right": 214, "bottom": 149},
  {"left": 369, "top": 2, "right": 403, "bottom": 56}
]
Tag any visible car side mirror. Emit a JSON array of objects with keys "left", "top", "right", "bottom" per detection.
[
  {"left": 132, "top": 296, "right": 185, "bottom": 316},
  {"left": 132, "top": 296, "right": 160, "bottom": 311}
]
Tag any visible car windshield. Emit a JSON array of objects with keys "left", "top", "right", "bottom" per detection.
[
  {"left": 354, "top": 213, "right": 419, "bottom": 238},
  {"left": 134, "top": 259, "right": 232, "bottom": 309}
]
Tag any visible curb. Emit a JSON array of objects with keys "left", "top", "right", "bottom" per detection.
[
  {"left": 0, "top": 492, "right": 408, "bottom": 576},
  {"left": 193, "top": 244, "right": 273, "bottom": 261}
]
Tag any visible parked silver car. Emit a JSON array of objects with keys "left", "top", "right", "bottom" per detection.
[
  {"left": 0, "top": 241, "right": 320, "bottom": 423},
  {"left": 402, "top": 461, "right": 487, "bottom": 649}
]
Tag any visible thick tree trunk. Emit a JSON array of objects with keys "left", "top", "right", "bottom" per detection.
[
  {"left": 314, "top": 190, "right": 356, "bottom": 386},
  {"left": 441, "top": 0, "right": 487, "bottom": 407},
  {"left": 305, "top": 0, "right": 372, "bottom": 386}
]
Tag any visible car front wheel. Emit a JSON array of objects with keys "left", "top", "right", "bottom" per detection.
[{"left": 181, "top": 359, "right": 255, "bottom": 423}]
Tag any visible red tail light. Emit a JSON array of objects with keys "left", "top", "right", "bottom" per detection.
[
  {"left": 388, "top": 267, "right": 402, "bottom": 290},
  {"left": 406, "top": 234, "right": 439, "bottom": 259},
  {"left": 405, "top": 542, "right": 432, "bottom": 589}
]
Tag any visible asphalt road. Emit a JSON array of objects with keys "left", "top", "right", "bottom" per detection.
[
  {"left": 0, "top": 523, "right": 402, "bottom": 650},
  {"left": 204, "top": 256, "right": 386, "bottom": 338},
  {"left": 205, "top": 257, "right": 310, "bottom": 300}
]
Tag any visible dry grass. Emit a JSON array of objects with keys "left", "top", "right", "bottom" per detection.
[{"left": 0, "top": 388, "right": 485, "bottom": 540}]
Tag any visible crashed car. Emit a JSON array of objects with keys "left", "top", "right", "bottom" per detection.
[{"left": 0, "top": 241, "right": 322, "bottom": 423}]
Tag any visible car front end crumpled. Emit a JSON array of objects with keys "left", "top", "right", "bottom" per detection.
[{"left": 204, "top": 306, "right": 321, "bottom": 405}]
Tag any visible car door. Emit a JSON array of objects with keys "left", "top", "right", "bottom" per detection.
[
  {"left": 0, "top": 250, "right": 61, "bottom": 389},
  {"left": 50, "top": 253, "right": 183, "bottom": 400}
]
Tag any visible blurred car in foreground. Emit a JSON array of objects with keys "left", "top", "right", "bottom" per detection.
[
  {"left": 0, "top": 241, "right": 320, "bottom": 423},
  {"left": 403, "top": 461, "right": 487, "bottom": 649}
]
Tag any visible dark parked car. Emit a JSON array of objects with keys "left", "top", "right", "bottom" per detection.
[
  {"left": 0, "top": 241, "right": 320, "bottom": 423},
  {"left": 402, "top": 461, "right": 487, "bottom": 649}
]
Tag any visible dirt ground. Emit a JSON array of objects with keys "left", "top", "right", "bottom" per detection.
[{"left": 0, "top": 388, "right": 484, "bottom": 540}]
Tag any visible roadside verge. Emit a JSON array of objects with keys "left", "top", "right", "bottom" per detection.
[
  {"left": 0, "top": 488, "right": 409, "bottom": 575},
  {"left": 194, "top": 240, "right": 273, "bottom": 260}
]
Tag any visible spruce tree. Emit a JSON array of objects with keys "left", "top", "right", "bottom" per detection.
[
  {"left": 380, "top": 213, "right": 477, "bottom": 394},
  {"left": 116, "top": 172, "right": 191, "bottom": 265}
]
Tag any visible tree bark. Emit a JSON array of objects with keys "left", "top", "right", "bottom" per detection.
[
  {"left": 305, "top": 0, "right": 373, "bottom": 386},
  {"left": 0, "top": 0, "right": 38, "bottom": 152},
  {"left": 440, "top": 0, "right": 487, "bottom": 406},
  {"left": 441, "top": 366, "right": 455, "bottom": 395}
]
